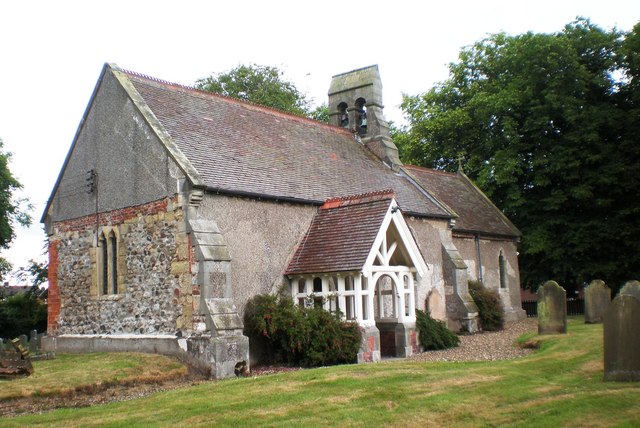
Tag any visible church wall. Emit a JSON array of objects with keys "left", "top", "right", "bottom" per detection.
[
  {"left": 453, "top": 235, "right": 525, "bottom": 321},
  {"left": 45, "top": 69, "right": 178, "bottom": 226},
  {"left": 405, "top": 217, "right": 449, "bottom": 321},
  {"left": 47, "top": 197, "right": 195, "bottom": 335},
  {"left": 196, "top": 194, "right": 317, "bottom": 314}
]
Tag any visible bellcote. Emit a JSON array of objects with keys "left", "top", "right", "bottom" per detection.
[{"left": 328, "top": 65, "right": 402, "bottom": 170}]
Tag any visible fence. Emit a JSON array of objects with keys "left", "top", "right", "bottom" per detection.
[{"left": 521, "top": 298, "right": 584, "bottom": 317}]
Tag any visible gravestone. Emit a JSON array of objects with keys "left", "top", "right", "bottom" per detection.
[
  {"left": 604, "top": 294, "right": 640, "bottom": 381},
  {"left": 29, "top": 330, "right": 38, "bottom": 353},
  {"left": 584, "top": 279, "right": 611, "bottom": 324},
  {"left": 537, "top": 280, "right": 567, "bottom": 334},
  {"left": 18, "top": 334, "right": 27, "bottom": 350},
  {"left": 619, "top": 280, "right": 640, "bottom": 301},
  {"left": 0, "top": 338, "right": 4, "bottom": 356}
]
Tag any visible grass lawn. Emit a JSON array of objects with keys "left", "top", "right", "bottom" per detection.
[
  {"left": 0, "top": 353, "right": 188, "bottom": 401},
  {"left": 1, "top": 318, "right": 639, "bottom": 427}
]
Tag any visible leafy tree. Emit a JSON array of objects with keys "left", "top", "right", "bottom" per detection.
[
  {"left": 196, "top": 64, "right": 328, "bottom": 122},
  {"left": 396, "top": 18, "right": 640, "bottom": 291},
  {"left": 0, "top": 138, "right": 31, "bottom": 279},
  {"left": 0, "top": 292, "right": 47, "bottom": 338}
]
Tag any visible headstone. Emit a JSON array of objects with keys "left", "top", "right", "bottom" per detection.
[
  {"left": 29, "top": 330, "right": 38, "bottom": 353},
  {"left": 604, "top": 294, "right": 640, "bottom": 381},
  {"left": 537, "top": 280, "right": 567, "bottom": 334},
  {"left": 0, "top": 338, "right": 4, "bottom": 356},
  {"left": 18, "top": 334, "right": 27, "bottom": 350},
  {"left": 584, "top": 279, "right": 611, "bottom": 323},
  {"left": 619, "top": 280, "right": 640, "bottom": 301}
]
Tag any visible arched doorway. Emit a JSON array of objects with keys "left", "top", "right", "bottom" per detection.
[{"left": 373, "top": 270, "right": 415, "bottom": 357}]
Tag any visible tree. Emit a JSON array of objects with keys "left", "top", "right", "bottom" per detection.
[
  {"left": 0, "top": 138, "right": 31, "bottom": 280},
  {"left": 0, "top": 292, "right": 47, "bottom": 338},
  {"left": 396, "top": 18, "right": 640, "bottom": 291},
  {"left": 196, "top": 64, "right": 328, "bottom": 122}
]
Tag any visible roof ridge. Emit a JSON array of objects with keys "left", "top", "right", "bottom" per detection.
[
  {"left": 404, "top": 164, "right": 457, "bottom": 177},
  {"left": 120, "top": 67, "right": 351, "bottom": 135},
  {"left": 322, "top": 189, "right": 394, "bottom": 210}
]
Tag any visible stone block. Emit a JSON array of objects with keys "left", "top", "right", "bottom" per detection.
[
  {"left": 584, "top": 279, "right": 611, "bottom": 324},
  {"left": 204, "top": 298, "right": 243, "bottom": 333},
  {"left": 604, "top": 294, "right": 640, "bottom": 381},
  {"left": 171, "top": 260, "right": 190, "bottom": 275},
  {"left": 186, "top": 334, "right": 250, "bottom": 379},
  {"left": 537, "top": 280, "right": 567, "bottom": 334},
  {"left": 196, "top": 245, "right": 230, "bottom": 262}
]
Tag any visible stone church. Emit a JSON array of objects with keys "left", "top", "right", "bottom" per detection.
[{"left": 42, "top": 63, "right": 525, "bottom": 378}]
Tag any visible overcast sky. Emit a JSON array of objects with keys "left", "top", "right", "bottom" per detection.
[{"left": 0, "top": 1, "right": 638, "bottom": 283}]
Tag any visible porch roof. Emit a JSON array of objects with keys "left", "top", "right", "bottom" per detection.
[{"left": 285, "top": 190, "right": 394, "bottom": 275}]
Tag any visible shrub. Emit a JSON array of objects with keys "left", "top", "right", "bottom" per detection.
[
  {"left": 468, "top": 280, "right": 505, "bottom": 331},
  {"left": 415, "top": 309, "right": 459, "bottom": 350},
  {"left": 244, "top": 293, "right": 361, "bottom": 367}
]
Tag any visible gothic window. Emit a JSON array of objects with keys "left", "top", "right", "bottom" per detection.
[
  {"left": 99, "top": 232, "right": 108, "bottom": 295},
  {"left": 499, "top": 251, "right": 507, "bottom": 289},
  {"left": 109, "top": 232, "right": 118, "bottom": 294},
  {"left": 97, "top": 227, "right": 120, "bottom": 296}
]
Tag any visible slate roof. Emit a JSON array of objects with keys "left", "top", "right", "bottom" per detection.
[
  {"left": 122, "top": 69, "right": 450, "bottom": 218},
  {"left": 285, "top": 191, "right": 394, "bottom": 275},
  {"left": 403, "top": 166, "right": 521, "bottom": 238}
]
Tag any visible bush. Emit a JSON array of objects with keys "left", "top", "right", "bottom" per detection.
[
  {"left": 468, "top": 280, "right": 505, "bottom": 331},
  {"left": 415, "top": 309, "right": 459, "bottom": 350},
  {"left": 244, "top": 293, "right": 361, "bottom": 367}
]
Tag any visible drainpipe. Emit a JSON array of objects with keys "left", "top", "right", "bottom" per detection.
[{"left": 475, "top": 234, "right": 483, "bottom": 283}]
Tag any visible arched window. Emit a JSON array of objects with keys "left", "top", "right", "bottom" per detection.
[
  {"left": 355, "top": 98, "right": 367, "bottom": 135},
  {"left": 99, "top": 232, "right": 108, "bottom": 295},
  {"left": 499, "top": 251, "right": 506, "bottom": 289},
  {"left": 338, "top": 102, "right": 349, "bottom": 127},
  {"left": 109, "top": 232, "right": 118, "bottom": 294},
  {"left": 97, "top": 228, "right": 120, "bottom": 296}
]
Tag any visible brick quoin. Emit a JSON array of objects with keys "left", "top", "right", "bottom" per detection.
[
  {"left": 47, "top": 240, "right": 60, "bottom": 333},
  {"left": 55, "top": 197, "right": 176, "bottom": 232}
]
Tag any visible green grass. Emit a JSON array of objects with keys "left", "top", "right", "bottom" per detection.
[
  {"left": 2, "top": 318, "right": 639, "bottom": 427},
  {"left": 0, "top": 353, "right": 187, "bottom": 400}
]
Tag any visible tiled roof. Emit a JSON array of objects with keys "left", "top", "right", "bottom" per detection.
[
  {"left": 122, "top": 69, "right": 450, "bottom": 218},
  {"left": 285, "top": 191, "right": 393, "bottom": 275},
  {"left": 403, "top": 166, "right": 521, "bottom": 238}
]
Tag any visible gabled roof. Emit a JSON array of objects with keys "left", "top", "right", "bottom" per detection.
[
  {"left": 285, "top": 191, "right": 395, "bottom": 275},
  {"left": 118, "top": 66, "right": 450, "bottom": 218},
  {"left": 403, "top": 166, "right": 521, "bottom": 238}
]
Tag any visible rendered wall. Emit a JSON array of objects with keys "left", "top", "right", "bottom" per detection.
[
  {"left": 196, "top": 194, "right": 317, "bottom": 314},
  {"left": 454, "top": 235, "right": 525, "bottom": 321},
  {"left": 44, "top": 69, "right": 179, "bottom": 226},
  {"left": 398, "top": 217, "right": 448, "bottom": 321},
  {"left": 196, "top": 195, "right": 449, "bottom": 322}
]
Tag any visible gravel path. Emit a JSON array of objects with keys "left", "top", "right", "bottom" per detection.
[{"left": 407, "top": 317, "right": 538, "bottom": 362}]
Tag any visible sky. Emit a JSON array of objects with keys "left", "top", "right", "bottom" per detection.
[{"left": 0, "top": 0, "right": 638, "bottom": 284}]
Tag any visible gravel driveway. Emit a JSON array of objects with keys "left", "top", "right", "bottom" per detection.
[{"left": 407, "top": 317, "right": 538, "bottom": 362}]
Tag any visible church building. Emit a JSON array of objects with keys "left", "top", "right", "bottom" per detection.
[{"left": 42, "top": 64, "right": 525, "bottom": 378}]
